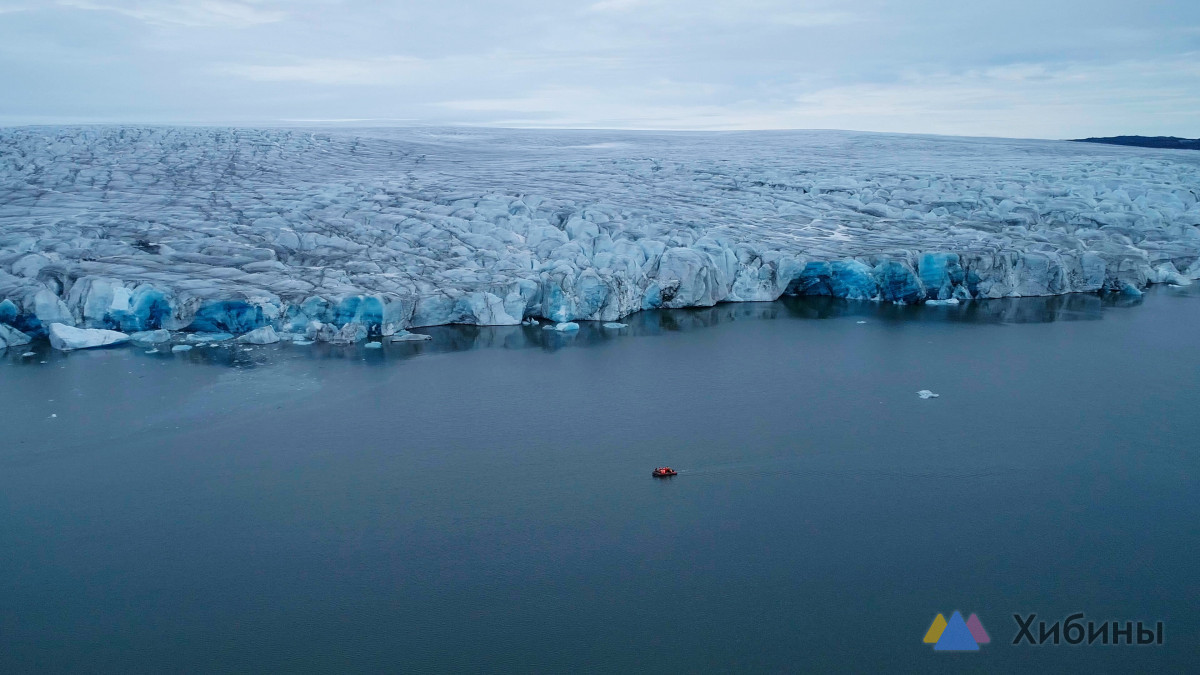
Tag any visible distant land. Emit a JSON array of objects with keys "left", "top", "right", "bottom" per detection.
[{"left": 1070, "top": 136, "right": 1200, "bottom": 150}]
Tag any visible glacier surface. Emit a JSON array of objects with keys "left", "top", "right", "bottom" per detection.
[{"left": 1, "top": 126, "right": 1198, "bottom": 343}]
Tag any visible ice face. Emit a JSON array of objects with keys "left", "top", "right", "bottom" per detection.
[{"left": 1, "top": 127, "right": 1198, "bottom": 337}]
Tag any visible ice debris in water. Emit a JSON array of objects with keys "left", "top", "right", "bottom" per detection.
[
  {"left": 553, "top": 322, "right": 580, "bottom": 331},
  {"left": 21, "top": 351, "right": 35, "bottom": 357},
  {"left": 1, "top": 127, "right": 1199, "bottom": 342},
  {"left": 925, "top": 298, "right": 960, "bottom": 306},
  {"left": 47, "top": 323, "right": 129, "bottom": 351},
  {"left": 171, "top": 344, "right": 192, "bottom": 353},
  {"left": 917, "top": 390, "right": 940, "bottom": 399},
  {"left": 856, "top": 320, "right": 867, "bottom": 324},
  {"left": 603, "top": 322, "right": 628, "bottom": 329},
  {"left": 364, "top": 341, "right": 382, "bottom": 349}
]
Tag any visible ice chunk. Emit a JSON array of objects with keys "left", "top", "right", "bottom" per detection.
[
  {"left": 130, "top": 329, "right": 172, "bottom": 344},
  {"left": 554, "top": 322, "right": 581, "bottom": 331},
  {"left": 917, "top": 390, "right": 940, "bottom": 399},
  {"left": 364, "top": 341, "right": 383, "bottom": 349},
  {"left": 171, "top": 344, "right": 193, "bottom": 352},
  {"left": 331, "top": 323, "right": 368, "bottom": 344},
  {"left": 47, "top": 323, "right": 129, "bottom": 351},
  {"left": 0, "top": 323, "right": 32, "bottom": 349},
  {"left": 0, "top": 299, "right": 18, "bottom": 325},
  {"left": 236, "top": 326, "right": 280, "bottom": 344},
  {"left": 602, "top": 322, "right": 628, "bottom": 329},
  {"left": 925, "top": 298, "right": 960, "bottom": 306}
]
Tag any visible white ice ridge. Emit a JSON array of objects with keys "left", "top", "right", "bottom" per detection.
[{"left": 1, "top": 126, "right": 1198, "bottom": 340}]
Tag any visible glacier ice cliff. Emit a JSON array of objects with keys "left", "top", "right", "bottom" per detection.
[{"left": 1, "top": 126, "right": 1198, "bottom": 343}]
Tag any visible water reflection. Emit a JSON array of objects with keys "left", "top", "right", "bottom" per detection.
[{"left": 0, "top": 287, "right": 1178, "bottom": 369}]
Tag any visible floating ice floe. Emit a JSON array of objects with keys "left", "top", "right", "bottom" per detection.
[
  {"left": 364, "top": 341, "right": 382, "bottom": 349},
  {"left": 47, "top": 323, "right": 129, "bottom": 351},
  {"left": 925, "top": 298, "right": 960, "bottom": 306},
  {"left": 171, "top": 344, "right": 192, "bottom": 353},
  {"left": 390, "top": 331, "right": 432, "bottom": 341},
  {"left": 917, "top": 390, "right": 940, "bottom": 399},
  {"left": 602, "top": 322, "right": 628, "bottom": 329},
  {"left": 130, "top": 329, "right": 171, "bottom": 343},
  {"left": 187, "top": 332, "right": 233, "bottom": 343}
]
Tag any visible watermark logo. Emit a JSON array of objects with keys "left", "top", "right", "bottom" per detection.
[{"left": 923, "top": 611, "right": 990, "bottom": 651}]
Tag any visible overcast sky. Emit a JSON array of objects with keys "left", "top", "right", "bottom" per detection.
[{"left": 1, "top": 0, "right": 1198, "bottom": 137}]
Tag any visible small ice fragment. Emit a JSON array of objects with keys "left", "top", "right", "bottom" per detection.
[
  {"left": 171, "top": 345, "right": 193, "bottom": 353},
  {"left": 22, "top": 351, "right": 36, "bottom": 357},
  {"left": 554, "top": 322, "right": 580, "bottom": 331},
  {"left": 925, "top": 298, "right": 960, "bottom": 306},
  {"left": 50, "top": 414, "right": 57, "bottom": 418},
  {"left": 365, "top": 342, "right": 382, "bottom": 349},
  {"left": 917, "top": 390, "right": 940, "bottom": 399},
  {"left": 856, "top": 320, "right": 866, "bottom": 324},
  {"left": 292, "top": 339, "right": 314, "bottom": 346},
  {"left": 602, "top": 322, "right": 628, "bottom": 329}
]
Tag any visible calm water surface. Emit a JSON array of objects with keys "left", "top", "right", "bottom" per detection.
[{"left": 1, "top": 290, "right": 1198, "bottom": 673}]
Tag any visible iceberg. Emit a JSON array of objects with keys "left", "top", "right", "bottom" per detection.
[
  {"left": 2, "top": 126, "right": 1198, "bottom": 339},
  {"left": 917, "top": 390, "right": 940, "bottom": 399},
  {"left": 47, "top": 323, "right": 129, "bottom": 351}
]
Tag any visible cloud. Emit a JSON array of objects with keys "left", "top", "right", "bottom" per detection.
[
  {"left": 434, "top": 56, "right": 1200, "bottom": 137},
  {"left": 774, "top": 10, "right": 861, "bottom": 27},
  {"left": 56, "top": 0, "right": 286, "bottom": 27},
  {"left": 586, "top": 0, "right": 652, "bottom": 11},
  {"left": 222, "top": 56, "right": 427, "bottom": 85}
]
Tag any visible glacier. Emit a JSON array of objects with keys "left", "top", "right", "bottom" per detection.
[{"left": 1, "top": 126, "right": 1198, "bottom": 345}]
